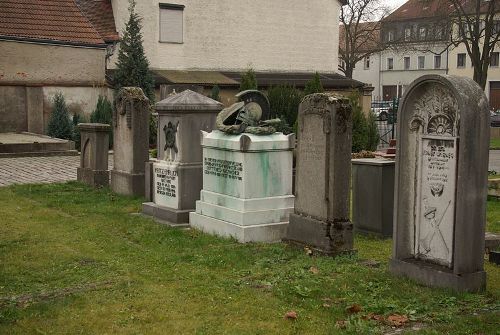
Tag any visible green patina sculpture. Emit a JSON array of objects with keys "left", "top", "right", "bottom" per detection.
[{"left": 216, "top": 90, "right": 291, "bottom": 135}]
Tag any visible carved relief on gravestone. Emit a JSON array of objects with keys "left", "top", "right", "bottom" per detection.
[
  {"left": 408, "top": 86, "right": 459, "bottom": 267},
  {"left": 163, "top": 121, "right": 179, "bottom": 161}
]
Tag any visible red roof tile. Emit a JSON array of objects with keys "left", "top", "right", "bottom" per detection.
[
  {"left": 0, "top": 0, "right": 106, "bottom": 46},
  {"left": 75, "top": 0, "right": 119, "bottom": 42},
  {"left": 384, "top": 0, "right": 499, "bottom": 22}
]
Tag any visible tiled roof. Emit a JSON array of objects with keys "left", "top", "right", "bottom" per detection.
[
  {"left": 384, "top": 0, "right": 451, "bottom": 21},
  {"left": 75, "top": 0, "right": 119, "bottom": 43},
  {"left": 0, "top": 0, "right": 106, "bottom": 46},
  {"left": 384, "top": 0, "right": 499, "bottom": 22}
]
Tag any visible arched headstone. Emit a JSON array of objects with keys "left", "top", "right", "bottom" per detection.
[{"left": 390, "top": 75, "right": 489, "bottom": 292}]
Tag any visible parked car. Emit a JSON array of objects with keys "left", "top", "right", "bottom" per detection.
[
  {"left": 491, "top": 110, "right": 500, "bottom": 127},
  {"left": 371, "top": 101, "right": 393, "bottom": 121}
]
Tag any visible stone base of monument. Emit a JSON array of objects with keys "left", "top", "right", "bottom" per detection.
[
  {"left": 190, "top": 190, "right": 294, "bottom": 243},
  {"left": 77, "top": 168, "right": 109, "bottom": 187},
  {"left": 142, "top": 202, "right": 191, "bottom": 227},
  {"left": 142, "top": 160, "right": 202, "bottom": 225},
  {"left": 285, "top": 214, "right": 354, "bottom": 255},
  {"left": 390, "top": 259, "right": 486, "bottom": 293},
  {"left": 110, "top": 170, "right": 145, "bottom": 197},
  {"left": 189, "top": 131, "right": 295, "bottom": 243}
]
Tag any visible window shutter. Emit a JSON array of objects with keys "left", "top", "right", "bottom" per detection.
[{"left": 160, "top": 8, "right": 183, "bottom": 43}]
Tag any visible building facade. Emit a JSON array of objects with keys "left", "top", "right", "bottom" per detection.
[{"left": 0, "top": 0, "right": 118, "bottom": 134}]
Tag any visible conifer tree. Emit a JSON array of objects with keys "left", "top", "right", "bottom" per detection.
[
  {"left": 211, "top": 85, "right": 221, "bottom": 101},
  {"left": 304, "top": 72, "right": 324, "bottom": 96},
  {"left": 239, "top": 68, "right": 258, "bottom": 91},
  {"left": 47, "top": 92, "right": 73, "bottom": 140},
  {"left": 113, "top": 0, "right": 154, "bottom": 102}
]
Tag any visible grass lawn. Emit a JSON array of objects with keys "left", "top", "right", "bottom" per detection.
[
  {"left": 0, "top": 182, "right": 499, "bottom": 334},
  {"left": 491, "top": 138, "right": 500, "bottom": 150}
]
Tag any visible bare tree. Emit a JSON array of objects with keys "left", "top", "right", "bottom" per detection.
[
  {"left": 449, "top": 0, "right": 500, "bottom": 89},
  {"left": 383, "top": 0, "right": 499, "bottom": 90},
  {"left": 339, "top": 0, "right": 389, "bottom": 78}
]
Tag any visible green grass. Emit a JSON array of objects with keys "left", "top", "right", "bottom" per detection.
[
  {"left": 491, "top": 138, "right": 500, "bottom": 150},
  {"left": 0, "top": 182, "right": 499, "bottom": 334}
]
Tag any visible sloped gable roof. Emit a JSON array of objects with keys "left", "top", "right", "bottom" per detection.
[
  {"left": 0, "top": 0, "right": 106, "bottom": 46},
  {"left": 75, "top": 0, "right": 119, "bottom": 43}
]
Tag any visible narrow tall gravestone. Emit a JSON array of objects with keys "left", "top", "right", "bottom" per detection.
[
  {"left": 286, "top": 93, "right": 353, "bottom": 255},
  {"left": 111, "top": 87, "right": 150, "bottom": 197},
  {"left": 391, "top": 75, "right": 489, "bottom": 292}
]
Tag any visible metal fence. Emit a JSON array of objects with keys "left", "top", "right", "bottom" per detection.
[{"left": 376, "top": 120, "right": 396, "bottom": 149}]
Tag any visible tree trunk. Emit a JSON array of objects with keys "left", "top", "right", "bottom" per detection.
[{"left": 344, "top": 66, "right": 354, "bottom": 79}]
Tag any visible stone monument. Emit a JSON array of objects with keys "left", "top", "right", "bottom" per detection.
[
  {"left": 77, "top": 123, "right": 110, "bottom": 187},
  {"left": 142, "top": 89, "right": 223, "bottom": 224},
  {"left": 110, "top": 87, "right": 150, "bottom": 197},
  {"left": 352, "top": 158, "right": 395, "bottom": 237},
  {"left": 285, "top": 93, "right": 353, "bottom": 255},
  {"left": 390, "top": 75, "right": 489, "bottom": 292},
  {"left": 189, "top": 91, "right": 295, "bottom": 242}
]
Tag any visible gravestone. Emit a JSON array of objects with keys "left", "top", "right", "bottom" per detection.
[
  {"left": 352, "top": 158, "right": 395, "bottom": 237},
  {"left": 77, "top": 123, "right": 110, "bottom": 187},
  {"left": 390, "top": 75, "right": 489, "bottom": 292},
  {"left": 110, "top": 87, "right": 150, "bottom": 196},
  {"left": 285, "top": 93, "right": 353, "bottom": 255},
  {"left": 189, "top": 131, "right": 295, "bottom": 242},
  {"left": 142, "top": 90, "right": 223, "bottom": 224}
]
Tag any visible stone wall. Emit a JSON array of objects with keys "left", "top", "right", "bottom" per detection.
[{"left": 0, "top": 40, "right": 106, "bottom": 84}]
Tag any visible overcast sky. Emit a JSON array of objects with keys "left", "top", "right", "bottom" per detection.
[{"left": 385, "top": 0, "right": 407, "bottom": 11}]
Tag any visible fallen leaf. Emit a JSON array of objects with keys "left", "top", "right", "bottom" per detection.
[
  {"left": 321, "top": 297, "right": 332, "bottom": 302},
  {"left": 335, "top": 320, "right": 347, "bottom": 329},
  {"left": 386, "top": 314, "right": 409, "bottom": 327},
  {"left": 322, "top": 303, "right": 331, "bottom": 308},
  {"left": 284, "top": 311, "right": 298, "bottom": 320},
  {"left": 304, "top": 247, "right": 313, "bottom": 256},
  {"left": 346, "top": 304, "right": 363, "bottom": 314},
  {"left": 364, "top": 313, "right": 385, "bottom": 321},
  {"left": 309, "top": 266, "right": 319, "bottom": 274}
]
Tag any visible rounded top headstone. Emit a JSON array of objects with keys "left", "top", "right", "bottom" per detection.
[{"left": 156, "top": 89, "right": 224, "bottom": 113}]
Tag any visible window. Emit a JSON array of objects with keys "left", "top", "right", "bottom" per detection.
[
  {"left": 364, "top": 56, "right": 370, "bottom": 70},
  {"left": 418, "top": 56, "right": 425, "bottom": 69},
  {"left": 159, "top": 3, "right": 184, "bottom": 43},
  {"left": 404, "top": 27, "right": 412, "bottom": 41},
  {"left": 457, "top": 53, "right": 466, "bottom": 67},
  {"left": 387, "top": 58, "right": 394, "bottom": 70},
  {"left": 404, "top": 56, "right": 411, "bottom": 70},
  {"left": 434, "top": 55, "right": 442, "bottom": 69},
  {"left": 419, "top": 27, "right": 426, "bottom": 40},
  {"left": 492, "top": 52, "right": 500, "bottom": 67},
  {"left": 387, "top": 30, "right": 395, "bottom": 42},
  {"left": 494, "top": 20, "right": 500, "bottom": 34}
]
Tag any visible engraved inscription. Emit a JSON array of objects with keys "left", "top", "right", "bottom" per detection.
[
  {"left": 416, "top": 137, "right": 456, "bottom": 267},
  {"left": 204, "top": 157, "right": 243, "bottom": 181},
  {"left": 155, "top": 167, "right": 178, "bottom": 198}
]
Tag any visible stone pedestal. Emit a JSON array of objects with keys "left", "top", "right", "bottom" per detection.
[
  {"left": 110, "top": 87, "right": 150, "bottom": 197},
  {"left": 391, "top": 75, "right": 489, "bottom": 292},
  {"left": 352, "top": 158, "right": 395, "bottom": 237},
  {"left": 77, "top": 123, "right": 110, "bottom": 187},
  {"left": 143, "top": 90, "right": 223, "bottom": 224},
  {"left": 285, "top": 93, "right": 354, "bottom": 255},
  {"left": 189, "top": 130, "right": 295, "bottom": 243}
]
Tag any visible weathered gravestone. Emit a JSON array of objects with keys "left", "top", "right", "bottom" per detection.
[
  {"left": 142, "top": 90, "right": 223, "bottom": 224},
  {"left": 390, "top": 75, "right": 489, "bottom": 292},
  {"left": 286, "top": 93, "right": 354, "bottom": 255},
  {"left": 77, "top": 123, "right": 110, "bottom": 187},
  {"left": 110, "top": 87, "right": 150, "bottom": 197}
]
